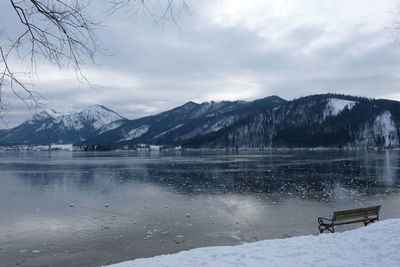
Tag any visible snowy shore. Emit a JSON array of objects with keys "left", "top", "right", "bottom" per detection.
[{"left": 106, "top": 219, "right": 400, "bottom": 267}]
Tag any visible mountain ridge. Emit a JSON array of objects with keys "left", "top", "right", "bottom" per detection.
[{"left": 1, "top": 94, "right": 400, "bottom": 149}]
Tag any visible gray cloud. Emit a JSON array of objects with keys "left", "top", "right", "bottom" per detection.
[{"left": 1, "top": 0, "right": 400, "bottom": 127}]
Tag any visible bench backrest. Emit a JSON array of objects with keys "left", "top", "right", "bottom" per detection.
[{"left": 333, "top": 206, "right": 381, "bottom": 221}]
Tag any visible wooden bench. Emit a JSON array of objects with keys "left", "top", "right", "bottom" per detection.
[{"left": 318, "top": 205, "right": 381, "bottom": 233}]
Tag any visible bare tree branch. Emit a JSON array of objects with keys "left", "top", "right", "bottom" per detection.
[
  {"left": 0, "top": 0, "right": 101, "bottom": 115},
  {"left": 107, "top": 0, "right": 192, "bottom": 25},
  {"left": 0, "top": 0, "right": 191, "bottom": 120}
]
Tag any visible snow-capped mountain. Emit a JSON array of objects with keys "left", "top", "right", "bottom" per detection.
[
  {"left": 56, "top": 105, "right": 124, "bottom": 131},
  {"left": 0, "top": 105, "right": 126, "bottom": 145}
]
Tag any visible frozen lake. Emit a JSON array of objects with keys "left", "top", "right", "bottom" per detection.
[{"left": 1, "top": 150, "right": 400, "bottom": 266}]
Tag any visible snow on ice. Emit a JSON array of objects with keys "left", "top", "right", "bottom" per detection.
[{"left": 106, "top": 219, "right": 400, "bottom": 267}]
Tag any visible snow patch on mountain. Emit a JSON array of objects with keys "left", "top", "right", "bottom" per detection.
[
  {"left": 374, "top": 111, "right": 399, "bottom": 147},
  {"left": 189, "top": 102, "right": 225, "bottom": 119},
  {"left": 209, "top": 116, "right": 234, "bottom": 132},
  {"left": 36, "top": 122, "right": 52, "bottom": 132},
  {"left": 45, "top": 109, "right": 62, "bottom": 118},
  {"left": 323, "top": 98, "right": 356, "bottom": 119},
  {"left": 153, "top": 124, "right": 184, "bottom": 139},
  {"left": 180, "top": 116, "right": 235, "bottom": 141},
  {"left": 98, "top": 120, "right": 126, "bottom": 134},
  {"left": 120, "top": 125, "right": 149, "bottom": 141},
  {"left": 46, "top": 105, "right": 124, "bottom": 130},
  {"left": 63, "top": 105, "right": 122, "bottom": 130},
  {"left": 23, "top": 104, "right": 125, "bottom": 138},
  {"left": 57, "top": 113, "right": 84, "bottom": 130},
  {"left": 31, "top": 110, "right": 61, "bottom": 123},
  {"left": 81, "top": 105, "right": 123, "bottom": 130}
]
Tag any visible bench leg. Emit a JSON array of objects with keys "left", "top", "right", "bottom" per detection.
[
  {"left": 364, "top": 219, "right": 377, "bottom": 226},
  {"left": 319, "top": 224, "right": 334, "bottom": 233}
]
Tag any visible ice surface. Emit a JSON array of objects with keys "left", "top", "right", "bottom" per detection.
[{"left": 106, "top": 219, "right": 400, "bottom": 267}]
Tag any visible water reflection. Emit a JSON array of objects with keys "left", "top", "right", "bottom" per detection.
[{"left": 380, "top": 150, "right": 398, "bottom": 186}]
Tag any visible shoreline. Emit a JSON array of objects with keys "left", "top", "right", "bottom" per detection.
[
  {"left": 1, "top": 145, "right": 399, "bottom": 152},
  {"left": 105, "top": 219, "right": 400, "bottom": 267}
]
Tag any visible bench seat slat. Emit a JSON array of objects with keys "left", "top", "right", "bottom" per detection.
[
  {"left": 333, "top": 206, "right": 380, "bottom": 221},
  {"left": 335, "top": 206, "right": 379, "bottom": 213},
  {"left": 335, "top": 213, "right": 378, "bottom": 221},
  {"left": 335, "top": 210, "right": 378, "bottom": 216}
]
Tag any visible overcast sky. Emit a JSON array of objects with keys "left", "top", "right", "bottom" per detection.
[{"left": 1, "top": 0, "right": 400, "bottom": 127}]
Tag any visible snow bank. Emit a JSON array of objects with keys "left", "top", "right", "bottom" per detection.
[{"left": 105, "top": 219, "right": 400, "bottom": 267}]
